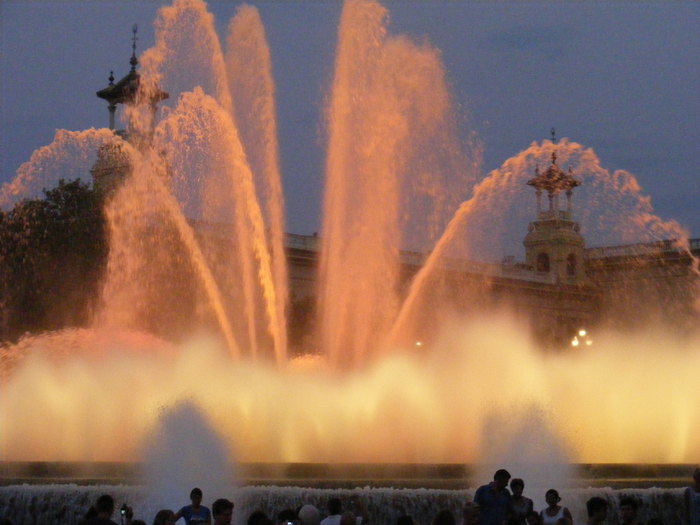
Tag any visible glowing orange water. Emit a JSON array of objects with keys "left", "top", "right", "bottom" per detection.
[
  {"left": 320, "top": 0, "right": 477, "bottom": 366},
  {"left": 226, "top": 5, "right": 289, "bottom": 362}
]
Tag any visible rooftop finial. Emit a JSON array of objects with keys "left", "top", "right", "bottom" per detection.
[
  {"left": 550, "top": 128, "right": 558, "bottom": 165},
  {"left": 130, "top": 23, "right": 139, "bottom": 71},
  {"left": 109, "top": 71, "right": 115, "bottom": 85}
]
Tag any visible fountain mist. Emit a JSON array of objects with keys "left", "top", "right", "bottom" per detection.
[
  {"left": 1, "top": 319, "right": 699, "bottom": 463},
  {"left": 141, "top": 400, "right": 235, "bottom": 511}
]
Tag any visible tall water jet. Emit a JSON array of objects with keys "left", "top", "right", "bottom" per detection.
[
  {"left": 319, "top": 0, "right": 478, "bottom": 367},
  {"left": 97, "top": 142, "right": 241, "bottom": 356},
  {"left": 140, "top": 0, "right": 233, "bottom": 113},
  {"left": 96, "top": 0, "right": 287, "bottom": 362},
  {"left": 226, "top": 5, "right": 288, "bottom": 361}
]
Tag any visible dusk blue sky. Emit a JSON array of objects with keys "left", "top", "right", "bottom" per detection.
[{"left": 2, "top": 1, "right": 698, "bottom": 238}]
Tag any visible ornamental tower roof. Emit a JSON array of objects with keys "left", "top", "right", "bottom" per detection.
[{"left": 96, "top": 25, "right": 168, "bottom": 108}]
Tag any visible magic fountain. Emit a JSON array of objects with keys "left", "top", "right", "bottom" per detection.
[{"left": 1, "top": 2, "right": 699, "bottom": 518}]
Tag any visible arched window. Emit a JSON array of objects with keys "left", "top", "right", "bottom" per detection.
[
  {"left": 536, "top": 252, "right": 550, "bottom": 272},
  {"left": 566, "top": 253, "right": 577, "bottom": 276}
]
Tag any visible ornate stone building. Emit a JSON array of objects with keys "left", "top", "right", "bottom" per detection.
[{"left": 283, "top": 149, "right": 698, "bottom": 348}]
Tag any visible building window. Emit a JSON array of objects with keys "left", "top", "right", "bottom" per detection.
[
  {"left": 537, "top": 252, "right": 550, "bottom": 272},
  {"left": 567, "top": 253, "right": 577, "bottom": 276}
]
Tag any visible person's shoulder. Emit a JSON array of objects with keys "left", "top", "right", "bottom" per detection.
[{"left": 474, "top": 484, "right": 490, "bottom": 502}]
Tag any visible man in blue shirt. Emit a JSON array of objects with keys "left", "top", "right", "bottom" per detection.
[
  {"left": 474, "top": 469, "right": 512, "bottom": 525},
  {"left": 174, "top": 488, "right": 211, "bottom": 525}
]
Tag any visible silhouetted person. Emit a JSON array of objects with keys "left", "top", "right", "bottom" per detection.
[
  {"left": 278, "top": 509, "right": 298, "bottom": 525},
  {"left": 321, "top": 499, "right": 343, "bottom": 525},
  {"left": 84, "top": 494, "right": 119, "bottom": 525},
  {"left": 299, "top": 506, "right": 321, "bottom": 525},
  {"left": 212, "top": 499, "right": 234, "bottom": 525},
  {"left": 432, "top": 510, "right": 456, "bottom": 525},
  {"left": 510, "top": 479, "right": 533, "bottom": 525},
  {"left": 619, "top": 497, "right": 639, "bottom": 525},
  {"left": 175, "top": 488, "right": 211, "bottom": 525},
  {"left": 397, "top": 516, "right": 414, "bottom": 525},
  {"left": 525, "top": 511, "right": 541, "bottom": 525},
  {"left": 340, "top": 513, "right": 356, "bottom": 525},
  {"left": 474, "top": 469, "right": 512, "bottom": 525},
  {"left": 540, "top": 490, "right": 572, "bottom": 525},
  {"left": 321, "top": 498, "right": 365, "bottom": 525},
  {"left": 463, "top": 503, "right": 481, "bottom": 525},
  {"left": 685, "top": 468, "right": 700, "bottom": 525},
  {"left": 80, "top": 507, "right": 99, "bottom": 525},
  {"left": 153, "top": 510, "right": 177, "bottom": 525},
  {"left": 585, "top": 497, "right": 607, "bottom": 525},
  {"left": 249, "top": 511, "right": 273, "bottom": 525}
]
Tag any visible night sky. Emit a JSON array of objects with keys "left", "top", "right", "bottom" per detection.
[{"left": 2, "top": 1, "right": 698, "bottom": 238}]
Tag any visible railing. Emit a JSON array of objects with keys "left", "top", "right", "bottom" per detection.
[
  {"left": 192, "top": 224, "right": 698, "bottom": 278},
  {"left": 586, "top": 238, "right": 700, "bottom": 259},
  {"left": 286, "top": 232, "right": 320, "bottom": 251}
]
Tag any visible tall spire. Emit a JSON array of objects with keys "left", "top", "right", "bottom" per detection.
[
  {"left": 130, "top": 24, "right": 138, "bottom": 72},
  {"left": 97, "top": 24, "right": 168, "bottom": 133}
]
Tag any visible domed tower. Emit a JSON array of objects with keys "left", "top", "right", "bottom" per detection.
[
  {"left": 523, "top": 135, "right": 586, "bottom": 284},
  {"left": 91, "top": 25, "right": 168, "bottom": 196},
  {"left": 95, "top": 24, "right": 168, "bottom": 137}
]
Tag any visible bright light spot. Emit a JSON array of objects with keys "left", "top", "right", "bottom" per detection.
[
  {"left": 415, "top": 341, "right": 423, "bottom": 347},
  {"left": 586, "top": 339, "right": 593, "bottom": 346},
  {"left": 578, "top": 329, "right": 587, "bottom": 337},
  {"left": 571, "top": 337, "right": 579, "bottom": 347}
]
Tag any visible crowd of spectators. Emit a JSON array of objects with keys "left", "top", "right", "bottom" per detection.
[{"left": 4, "top": 466, "right": 696, "bottom": 525}]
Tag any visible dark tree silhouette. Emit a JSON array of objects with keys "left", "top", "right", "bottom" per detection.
[{"left": 0, "top": 179, "right": 107, "bottom": 341}]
